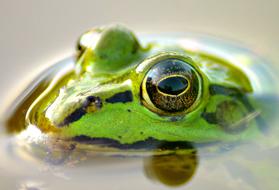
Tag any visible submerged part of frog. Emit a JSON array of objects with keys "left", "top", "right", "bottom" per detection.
[{"left": 8, "top": 24, "right": 275, "bottom": 146}]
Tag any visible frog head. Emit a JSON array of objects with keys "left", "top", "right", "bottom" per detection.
[{"left": 28, "top": 25, "right": 264, "bottom": 145}]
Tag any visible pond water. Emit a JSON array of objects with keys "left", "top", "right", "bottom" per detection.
[{"left": 1, "top": 34, "right": 279, "bottom": 190}]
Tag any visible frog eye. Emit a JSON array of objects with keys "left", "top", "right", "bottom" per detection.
[{"left": 141, "top": 56, "right": 203, "bottom": 115}]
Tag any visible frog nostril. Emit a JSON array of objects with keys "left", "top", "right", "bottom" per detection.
[
  {"left": 86, "top": 96, "right": 102, "bottom": 109},
  {"left": 86, "top": 96, "right": 95, "bottom": 102}
]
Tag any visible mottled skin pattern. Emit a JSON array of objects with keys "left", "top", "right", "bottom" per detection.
[{"left": 27, "top": 24, "right": 264, "bottom": 145}]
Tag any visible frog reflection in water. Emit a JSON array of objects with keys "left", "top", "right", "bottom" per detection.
[{"left": 5, "top": 25, "right": 268, "bottom": 187}]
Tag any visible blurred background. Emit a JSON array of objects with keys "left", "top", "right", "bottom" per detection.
[
  {"left": 0, "top": 1, "right": 279, "bottom": 189},
  {"left": 0, "top": 0, "right": 278, "bottom": 108}
]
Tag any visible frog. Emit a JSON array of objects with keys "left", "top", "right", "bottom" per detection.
[
  {"left": 3, "top": 24, "right": 279, "bottom": 189},
  {"left": 20, "top": 24, "right": 269, "bottom": 148}
]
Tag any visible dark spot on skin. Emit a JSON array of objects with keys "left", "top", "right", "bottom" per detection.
[
  {"left": 69, "top": 144, "right": 76, "bottom": 150},
  {"left": 209, "top": 84, "right": 241, "bottom": 96},
  {"left": 170, "top": 117, "right": 177, "bottom": 122},
  {"left": 201, "top": 112, "right": 217, "bottom": 124},
  {"left": 99, "top": 54, "right": 107, "bottom": 59},
  {"left": 58, "top": 108, "right": 86, "bottom": 127},
  {"left": 140, "top": 131, "right": 144, "bottom": 135},
  {"left": 169, "top": 116, "right": 185, "bottom": 122},
  {"left": 105, "top": 90, "right": 133, "bottom": 103},
  {"left": 127, "top": 109, "right": 131, "bottom": 112},
  {"left": 58, "top": 96, "right": 102, "bottom": 127}
]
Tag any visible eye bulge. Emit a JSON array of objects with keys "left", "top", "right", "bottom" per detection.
[{"left": 141, "top": 57, "right": 203, "bottom": 115}]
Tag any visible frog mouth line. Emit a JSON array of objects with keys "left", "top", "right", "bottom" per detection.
[
  {"left": 71, "top": 135, "right": 225, "bottom": 151},
  {"left": 58, "top": 96, "right": 102, "bottom": 127},
  {"left": 73, "top": 135, "right": 196, "bottom": 150}
]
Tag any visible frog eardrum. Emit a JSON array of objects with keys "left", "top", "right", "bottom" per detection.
[{"left": 141, "top": 54, "right": 203, "bottom": 115}]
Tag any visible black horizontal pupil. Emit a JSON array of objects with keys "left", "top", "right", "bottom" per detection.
[{"left": 158, "top": 76, "right": 188, "bottom": 95}]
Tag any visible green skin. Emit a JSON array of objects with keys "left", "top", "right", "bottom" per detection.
[{"left": 27, "top": 25, "right": 264, "bottom": 145}]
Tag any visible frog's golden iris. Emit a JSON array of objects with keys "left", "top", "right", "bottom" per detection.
[{"left": 141, "top": 56, "right": 203, "bottom": 115}]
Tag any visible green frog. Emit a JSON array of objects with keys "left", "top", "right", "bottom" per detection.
[
  {"left": 3, "top": 24, "right": 279, "bottom": 189},
  {"left": 21, "top": 24, "right": 267, "bottom": 146}
]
